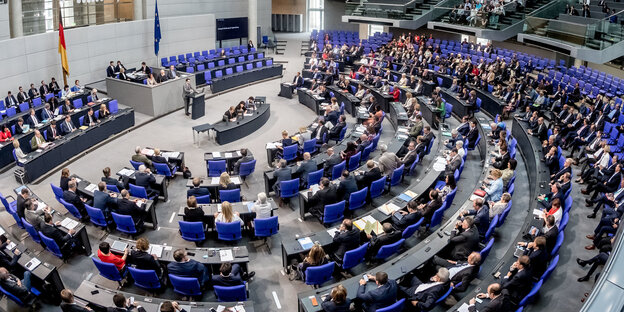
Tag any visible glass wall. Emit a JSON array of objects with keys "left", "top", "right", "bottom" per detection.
[{"left": 308, "top": 0, "right": 324, "bottom": 31}]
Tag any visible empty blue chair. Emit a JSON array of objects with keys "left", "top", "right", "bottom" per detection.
[
  {"left": 109, "top": 100, "right": 118, "bottom": 113},
  {"left": 541, "top": 254, "right": 559, "bottom": 282},
  {"left": 254, "top": 216, "right": 279, "bottom": 253},
  {"left": 370, "top": 176, "right": 386, "bottom": 199},
  {"left": 73, "top": 98, "right": 83, "bottom": 108},
  {"left": 307, "top": 169, "right": 324, "bottom": 187},
  {"left": 106, "top": 185, "right": 120, "bottom": 193},
  {"left": 239, "top": 160, "right": 256, "bottom": 181},
  {"left": 279, "top": 178, "right": 300, "bottom": 200},
  {"left": 129, "top": 183, "right": 151, "bottom": 199},
  {"left": 428, "top": 207, "right": 445, "bottom": 229},
  {"left": 282, "top": 144, "right": 298, "bottom": 162},
  {"left": 92, "top": 257, "right": 125, "bottom": 284},
  {"left": 348, "top": 152, "right": 362, "bottom": 171},
  {"left": 375, "top": 238, "right": 405, "bottom": 260},
  {"left": 22, "top": 218, "right": 41, "bottom": 244},
  {"left": 59, "top": 198, "right": 82, "bottom": 220},
  {"left": 342, "top": 242, "right": 368, "bottom": 270},
  {"left": 305, "top": 261, "right": 335, "bottom": 286},
  {"left": 219, "top": 189, "right": 241, "bottom": 203},
  {"left": 559, "top": 213, "right": 569, "bottom": 233},
  {"left": 214, "top": 283, "right": 247, "bottom": 301},
  {"left": 518, "top": 280, "right": 543, "bottom": 307},
  {"left": 85, "top": 204, "right": 110, "bottom": 228},
  {"left": 322, "top": 201, "right": 345, "bottom": 225},
  {"left": 402, "top": 218, "right": 424, "bottom": 239},
  {"left": 50, "top": 183, "right": 64, "bottom": 199},
  {"left": 480, "top": 237, "right": 495, "bottom": 261},
  {"left": 195, "top": 194, "right": 211, "bottom": 204},
  {"left": 128, "top": 267, "right": 161, "bottom": 291},
  {"left": 153, "top": 162, "right": 177, "bottom": 178},
  {"left": 376, "top": 298, "right": 405, "bottom": 312},
  {"left": 216, "top": 221, "right": 242, "bottom": 241},
  {"left": 348, "top": 187, "right": 368, "bottom": 211},
  {"left": 225, "top": 68, "right": 233, "bottom": 75},
  {"left": 333, "top": 125, "right": 347, "bottom": 143},
  {"left": 130, "top": 160, "right": 144, "bottom": 170},
  {"left": 484, "top": 215, "right": 498, "bottom": 242},
  {"left": 246, "top": 63, "right": 253, "bottom": 70},
  {"left": 0, "top": 192, "right": 17, "bottom": 214},
  {"left": 361, "top": 143, "right": 373, "bottom": 162},
  {"left": 551, "top": 231, "right": 564, "bottom": 257},
  {"left": 236, "top": 65, "right": 244, "bottom": 73},
  {"left": 197, "top": 64, "right": 205, "bottom": 71},
  {"left": 6, "top": 107, "right": 16, "bottom": 117},
  {"left": 111, "top": 212, "right": 138, "bottom": 235},
  {"left": 169, "top": 274, "right": 202, "bottom": 297},
  {"left": 208, "top": 160, "right": 227, "bottom": 177},
  {"left": 6, "top": 202, "right": 23, "bottom": 229},
  {"left": 32, "top": 97, "right": 42, "bottom": 107},
  {"left": 215, "top": 70, "right": 223, "bottom": 78},
  {"left": 331, "top": 161, "right": 346, "bottom": 180},
  {"left": 256, "top": 61, "right": 262, "bottom": 68},
  {"left": 179, "top": 221, "right": 206, "bottom": 242},
  {"left": 18, "top": 102, "right": 29, "bottom": 113},
  {"left": 302, "top": 138, "right": 318, "bottom": 154},
  {"left": 388, "top": 165, "right": 404, "bottom": 189},
  {"left": 204, "top": 72, "right": 212, "bottom": 85}
]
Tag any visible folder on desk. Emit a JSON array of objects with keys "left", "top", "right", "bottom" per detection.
[
  {"left": 225, "top": 152, "right": 233, "bottom": 158},
  {"left": 219, "top": 249, "right": 234, "bottom": 262},
  {"left": 212, "top": 152, "right": 222, "bottom": 158},
  {"left": 61, "top": 218, "right": 79, "bottom": 231},
  {"left": 148, "top": 245, "right": 163, "bottom": 258},
  {"left": 25, "top": 258, "right": 41, "bottom": 271},
  {"left": 231, "top": 177, "right": 241, "bottom": 184}
]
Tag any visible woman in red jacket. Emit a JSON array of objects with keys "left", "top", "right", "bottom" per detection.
[
  {"left": 0, "top": 125, "right": 12, "bottom": 142},
  {"left": 392, "top": 86, "right": 401, "bottom": 102}
]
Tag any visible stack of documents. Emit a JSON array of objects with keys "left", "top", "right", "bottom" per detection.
[
  {"left": 231, "top": 177, "right": 241, "bottom": 184},
  {"left": 61, "top": 218, "right": 79, "bottom": 231},
  {"left": 141, "top": 148, "right": 155, "bottom": 156},
  {"left": 118, "top": 168, "right": 135, "bottom": 176},
  {"left": 211, "top": 177, "right": 220, "bottom": 184},
  {"left": 85, "top": 184, "right": 98, "bottom": 193},
  {"left": 220, "top": 249, "right": 234, "bottom": 262},
  {"left": 298, "top": 237, "right": 314, "bottom": 249},
  {"left": 148, "top": 245, "right": 163, "bottom": 258},
  {"left": 378, "top": 203, "right": 401, "bottom": 215}
]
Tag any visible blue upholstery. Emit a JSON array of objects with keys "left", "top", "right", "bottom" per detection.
[
  {"left": 279, "top": 179, "right": 300, "bottom": 199},
  {"left": 128, "top": 267, "right": 161, "bottom": 291},
  {"left": 216, "top": 222, "right": 242, "bottom": 241},
  {"left": 348, "top": 152, "right": 361, "bottom": 171},
  {"left": 50, "top": 183, "right": 64, "bottom": 199},
  {"left": 111, "top": 212, "right": 138, "bottom": 235},
  {"left": 331, "top": 161, "right": 346, "bottom": 180},
  {"left": 239, "top": 160, "right": 256, "bottom": 180},
  {"left": 129, "top": 183, "right": 151, "bottom": 199},
  {"left": 254, "top": 216, "right": 279, "bottom": 237},
  {"left": 480, "top": 237, "right": 495, "bottom": 261},
  {"left": 214, "top": 283, "right": 247, "bottom": 301},
  {"left": 401, "top": 218, "right": 423, "bottom": 239},
  {"left": 322, "top": 200, "right": 345, "bottom": 225},
  {"left": 219, "top": 189, "right": 241, "bottom": 203},
  {"left": 305, "top": 261, "right": 335, "bottom": 286},
  {"left": 207, "top": 160, "right": 227, "bottom": 177},
  {"left": 195, "top": 194, "right": 211, "bottom": 204},
  {"left": 59, "top": 198, "right": 82, "bottom": 219},
  {"left": 370, "top": 176, "right": 386, "bottom": 199},
  {"left": 307, "top": 169, "right": 324, "bottom": 187},
  {"left": 85, "top": 204, "right": 110, "bottom": 228},
  {"left": 342, "top": 242, "right": 368, "bottom": 270},
  {"left": 348, "top": 187, "right": 368, "bottom": 211},
  {"left": 376, "top": 298, "right": 405, "bottom": 312},
  {"left": 374, "top": 238, "right": 405, "bottom": 260},
  {"left": 169, "top": 274, "right": 202, "bottom": 296},
  {"left": 282, "top": 144, "right": 298, "bottom": 162},
  {"left": 22, "top": 218, "right": 41, "bottom": 244},
  {"left": 39, "top": 231, "right": 64, "bottom": 258},
  {"left": 153, "top": 162, "right": 177, "bottom": 178},
  {"left": 179, "top": 221, "right": 206, "bottom": 242},
  {"left": 129, "top": 160, "right": 143, "bottom": 170}
]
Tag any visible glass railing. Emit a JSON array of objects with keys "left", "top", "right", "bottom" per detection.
[
  {"left": 429, "top": 4, "right": 522, "bottom": 30},
  {"left": 344, "top": 0, "right": 458, "bottom": 20}
]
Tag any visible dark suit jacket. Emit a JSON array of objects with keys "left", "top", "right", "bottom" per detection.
[
  {"left": 274, "top": 168, "right": 293, "bottom": 187},
  {"left": 296, "top": 160, "right": 318, "bottom": 186},
  {"left": 501, "top": 269, "right": 533, "bottom": 302},
  {"left": 324, "top": 154, "right": 342, "bottom": 176},
  {"left": 187, "top": 187, "right": 210, "bottom": 198},
  {"left": 107, "top": 66, "right": 116, "bottom": 77},
  {"left": 333, "top": 228, "right": 361, "bottom": 260},
  {"left": 525, "top": 248, "right": 548, "bottom": 278},
  {"left": 26, "top": 114, "right": 40, "bottom": 128},
  {"left": 310, "top": 185, "right": 339, "bottom": 210},
  {"left": 449, "top": 226, "right": 480, "bottom": 260},
  {"left": 357, "top": 280, "right": 398, "bottom": 312},
  {"left": 128, "top": 250, "right": 162, "bottom": 276},
  {"left": 406, "top": 282, "right": 447, "bottom": 311},
  {"left": 63, "top": 190, "right": 86, "bottom": 214},
  {"left": 106, "top": 307, "right": 147, "bottom": 312},
  {"left": 321, "top": 297, "right": 351, "bottom": 312},
  {"left": 102, "top": 176, "right": 124, "bottom": 191},
  {"left": 167, "top": 259, "right": 207, "bottom": 283},
  {"left": 211, "top": 274, "right": 244, "bottom": 287},
  {"left": 493, "top": 152, "right": 510, "bottom": 170},
  {"left": 116, "top": 198, "right": 145, "bottom": 224},
  {"left": 357, "top": 167, "right": 382, "bottom": 189},
  {"left": 16, "top": 92, "right": 28, "bottom": 103},
  {"left": 234, "top": 155, "right": 254, "bottom": 174},
  {"left": 367, "top": 230, "right": 402, "bottom": 258},
  {"left": 93, "top": 190, "right": 117, "bottom": 210},
  {"left": 16, "top": 195, "right": 28, "bottom": 219},
  {"left": 134, "top": 172, "right": 156, "bottom": 193},
  {"left": 337, "top": 175, "right": 358, "bottom": 200},
  {"left": 293, "top": 76, "right": 304, "bottom": 87},
  {"left": 40, "top": 223, "right": 71, "bottom": 247},
  {"left": 466, "top": 128, "right": 479, "bottom": 148},
  {"left": 422, "top": 198, "right": 442, "bottom": 222},
  {"left": 393, "top": 211, "right": 422, "bottom": 231},
  {"left": 451, "top": 264, "right": 479, "bottom": 292},
  {"left": 0, "top": 274, "right": 32, "bottom": 304},
  {"left": 466, "top": 207, "right": 490, "bottom": 237},
  {"left": 468, "top": 295, "right": 505, "bottom": 312},
  {"left": 457, "top": 123, "right": 470, "bottom": 136},
  {"left": 312, "top": 126, "right": 329, "bottom": 142},
  {"left": 532, "top": 123, "right": 548, "bottom": 141},
  {"left": 4, "top": 95, "right": 18, "bottom": 107},
  {"left": 61, "top": 302, "right": 91, "bottom": 312}
]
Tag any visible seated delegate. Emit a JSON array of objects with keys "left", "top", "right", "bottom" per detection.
[{"left": 184, "top": 196, "right": 205, "bottom": 223}]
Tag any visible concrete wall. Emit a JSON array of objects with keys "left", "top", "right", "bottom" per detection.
[
  {"left": 0, "top": 14, "right": 216, "bottom": 93},
  {"left": 0, "top": 4, "right": 9, "bottom": 41},
  {"left": 324, "top": 0, "right": 358, "bottom": 32}
]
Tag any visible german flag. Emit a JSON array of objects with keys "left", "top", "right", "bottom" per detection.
[{"left": 58, "top": 9, "right": 69, "bottom": 85}]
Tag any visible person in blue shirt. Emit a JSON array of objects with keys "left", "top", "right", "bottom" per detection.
[
  {"left": 483, "top": 169, "right": 503, "bottom": 202},
  {"left": 167, "top": 249, "right": 209, "bottom": 287}
]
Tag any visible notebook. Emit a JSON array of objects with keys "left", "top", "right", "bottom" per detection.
[
  {"left": 148, "top": 245, "right": 163, "bottom": 258},
  {"left": 60, "top": 218, "right": 79, "bottom": 231},
  {"left": 298, "top": 237, "right": 314, "bottom": 250},
  {"left": 111, "top": 241, "right": 128, "bottom": 252}
]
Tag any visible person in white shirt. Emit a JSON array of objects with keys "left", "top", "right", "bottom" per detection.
[
  {"left": 214, "top": 201, "right": 243, "bottom": 225},
  {"left": 252, "top": 192, "right": 272, "bottom": 219}
]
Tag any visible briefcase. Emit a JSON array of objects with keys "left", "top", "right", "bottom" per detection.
[{"left": 14, "top": 168, "right": 27, "bottom": 184}]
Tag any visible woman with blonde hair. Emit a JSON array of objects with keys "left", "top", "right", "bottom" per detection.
[
  {"left": 218, "top": 172, "right": 236, "bottom": 190},
  {"left": 483, "top": 169, "right": 504, "bottom": 202},
  {"left": 12, "top": 140, "right": 27, "bottom": 165},
  {"left": 290, "top": 242, "right": 328, "bottom": 281},
  {"left": 214, "top": 201, "right": 243, "bottom": 225}
]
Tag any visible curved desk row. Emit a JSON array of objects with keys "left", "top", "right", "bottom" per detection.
[
  {"left": 193, "top": 104, "right": 271, "bottom": 145},
  {"left": 194, "top": 57, "right": 273, "bottom": 86},
  {"left": 326, "top": 85, "right": 361, "bottom": 117},
  {"left": 211, "top": 64, "right": 283, "bottom": 93},
  {"left": 74, "top": 280, "right": 255, "bottom": 312}
]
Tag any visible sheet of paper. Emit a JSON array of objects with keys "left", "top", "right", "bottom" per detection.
[
  {"left": 149, "top": 245, "right": 163, "bottom": 258},
  {"left": 37, "top": 201, "right": 46, "bottom": 210},
  {"left": 231, "top": 177, "right": 241, "bottom": 184},
  {"left": 327, "top": 228, "right": 339, "bottom": 237},
  {"left": 220, "top": 249, "right": 234, "bottom": 262},
  {"left": 533, "top": 209, "right": 543, "bottom": 216},
  {"left": 212, "top": 152, "right": 222, "bottom": 158},
  {"left": 6, "top": 242, "right": 16, "bottom": 251},
  {"left": 119, "top": 168, "right": 135, "bottom": 176},
  {"left": 225, "top": 152, "right": 233, "bottom": 158},
  {"left": 234, "top": 305, "right": 246, "bottom": 312},
  {"left": 85, "top": 183, "right": 98, "bottom": 192},
  {"left": 236, "top": 151, "right": 242, "bottom": 156},
  {"left": 211, "top": 177, "right": 220, "bottom": 184},
  {"left": 266, "top": 143, "right": 276, "bottom": 149},
  {"left": 216, "top": 305, "right": 226, "bottom": 312},
  {"left": 457, "top": 303, "right": 470, "bottom": 312},
  {"left": 61, "top": 218, "right": 79, "bottom": 231}
]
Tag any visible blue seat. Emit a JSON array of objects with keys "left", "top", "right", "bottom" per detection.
[
  {"left": 376, "top": 298, "right": 406, "bottom": 312},
  {"left": 0, "top": 283, "right": 37, "bottom": 306},
  {"left": 50, "top": 183, "right": 64, "bottom": 199},
  {"left": 279, "top": 179, "right": 300, "bottom": 199},
  {"left": 348, "top": 187, "right": 368, "bottom": 211},
  {"left": 59, "top": 198, "right": 83, "bottom": 219},
  {"left": 331, "top": 161, "right": 346, "bottom": 180},
  {"left": 169, "top": 274, "right": 202, "bottom": 297},
  {"left": 401, "top": 218, "right": 424, "bottom": 239},
  {"left": 239, "top": 160, "right": 256, "bottom": 181},
  {"left": 214, "top": 283, "right": 247, "bottom": 301},
  {"left": 388, "top": 164, "right": 404, "bottom": 189},
  {"left": 541, "top": 254, "right": 559, "bottom": 281},
  {"left": 6, "top": 201, "right": 23, "bottom": 229},
  {"left": 428, "top": 206, "right": 445, "bottom": 229},
  {"left": 361, "top": 144, "right": 373, "bottom": 162},
  {"left": 480, "top": 237, "right": 495, "bottom": 261},
  {"left": 370, "top": 176, "right": 386, "bottom": 199},
  {"left": 153, "top": 162, "right": 177, "bottom": 178},
  {"left": 106, "top": 185, "right": 120, "bottom": 193},
  {"left": 85, "top": 204, "right": 110, "bottom": 228},
  {"left": 551, "top": 231, "right": 564, "bottom": 257},
  {"left": 111, "top": 212, "right": 139, "bottom": 235},
  {"left": 374, "top": 238, "right": 405, "bottom": 260},
  {"left": 559, "top": 213, "right": 569, "bottom": 232},
  {"left": 484, "top": 214, "right": 499, "bottom": 242},
  {"left": 305, "top": 261, "right": 335, "bottom": 286},
  {"left": 32, "top": 97, "right": 42, "bottom": 107},
  {"left": 322, "top": 200, "right": 345, "bottom": 225},
  {"left": 342, "top": 243, "right": 368, "bottom": 270},
  {"left": 254, "top": 216, "right": 279, "bottom": 252},
  {"left": 129, "top": 183, "right": 153, "bottom": 200},
  {"left": 128, "top": 267, "right": 161, "bottom": 291},
  {"left": 22, "top": 218, "right": 41, "bottom": 244},
  {"left": 282, "top": 144, "right": 298, "bottom": 162},
  {"left": 333, "top": 126, "right": 348, "bottom": 143},
  {"left": 216, "top": 221, "right": 242, "bottom": 241},
  {"left": 307, "top": 169, "right": 324, "bottom": 187},
  {"left": 179, "top": 221, "right": 206, "bottom": 242},
  {"left": 130, "top": 160, "right": 144, "bottom": 170},
  {"left": 348, "top": 152, "right": 362, "bottom": 171},
  {"left": 219, "top": 189, "right": 241, "bottom": 203},
  {"left": 0, "top": 192, "right": 16, "bottom": 213},
  {"left": 208, "top": 160, "right": 227, "bottom": 177},
  {"left": 39, "top": 230, "right": 65, "bottom": 258},
  {"left": 435, "top": 285, "right": 453, "bottom": 304},
  {"left": 73, "top": 98, "right": 83, "bottom": 108},
  {"left": 302, "top": 138, "right": 317, "bottom": 154},
  {"left": 518, "top": 279, "right": 542, "bottom": 307},
  {"left": 109, "top": 100, "right": 119, "bottom": 113},
  {"left": 195, "top": 194, "right": 211, "bottom": 204},
  {"left": 18, "top": 102, "right": 29, "bottom": 113},
  {"left": 475, "top": 97, "right": 481, "bottom": 113}
]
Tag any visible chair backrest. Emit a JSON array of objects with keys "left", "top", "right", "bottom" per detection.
[
  {"left": 219, "top": 189, "right": 241, "bottom": 203},
  {"left": 130, "top": 160, "right": 144, "bottom": 170},
  {"left": 279, "top": 179, "right": 300, "bottom": 198},
  {"left": 331, "top": 161, "right": 346, "bottom": 180},
  {"left": 323, "top": 200, "right": 345, "bottom": 224},
  {"left": 551, "top": 231, "right": 564, "bottom": 257},
  {"left": 254, "top": 216, "right": 279, "bottom": 237},
  {"left": 303, "top": 138, "right": 317, "bottom": 154},
  {"left": 402, "top": 218, "right": 424, "bottom": 239},
  {"left": 106, "top": 184, "right": 120, "bottom": 193},
  {"left": 129, "top": 183, "right": 149, "bottom": 199},
  {"left": 389, "top": 165, "right": 404, "bottom": 186},
  {"left": 195, "top": 194, "right": 211, "bottom": 204},
  {"left": 169, "top": 274, "right": 202, "bottom": 296},
  {"left": 22, "top": 218, "right": 41, "bottom": 244},
  {"left": 342, "top": 242, "right": 369, "bottom": 270},
  {"left": 559, "top": 213, "right": 569, "bottom": 232},
  {"left": 376, "top": 298, "right": 406, "bottom": 312},
  {"left": 435, "top": 285, "right": 453, "bottom": 303},
  {"left": 0, "top": 283, "right": 28, "bottom": 306},
  {"left": 216, "top": 221, "right": 242, "bottom": 241},
  {"left": 128, "top": 267, "right": 161, "bottom": 290},
  {"left": 564, "top": 196, "right": 572, "bottom": 214},
  {"left": 348, "top": 152, "right": 361, "bottom": 171},
  {"left": 109, "top": 100, "right": 119, "bottom": 113},
  {"left": 375, "top": 238, "right": 405, "bottom": 259},
  {"left": 73, "top": 98, "right": 83, "bottom": 108},
  {"left": 305, "top": 261, "right": 335, "bottom": 286},
  {"left": 480, "top": 237, "right": 495, "bottom": 261},
  {"left": 484, "top": 214, "right": 499, "bottom": 242},
  {"left": 214, "top": 283, "right": 247, "bottom": 302},
  {"left": 85, "top": 204, "right": 108, "bottom": 228},
  {"left": 239, "top": 160, "right": 257, "bottom": 178},
  {"left": 362, "top": 143, "right": 374, "bottom": 162},
  {"left": 282, "top": 144, "right": 298, "bottom": 161},
  {"left": 6, "top": 201, "right": 23, "bottom": 228},
  {"left": 541, "top": 254, "right": 559, "bottom": 282},
  {"left": 111, "top": 212, "right": 137, "bottom": 234},
  {"left": 348, "top": 187, "right": 368, "bottom": 211},
  {"left": 307, "top": 169, "right": 324, "bottom": 187},
  {"left": 370, "top": 176, "right": 386, "bottom": 199},
  {"left": 429, "top": 207, "right": 445, "bottom": 228},
  {"left": 518, "top": 279, "right": 543, "bottom": 307},
  {"left": 91, "top": 257, "right": 123, "bottom": 281},
  {"left": 50, "top": 183, "right": 64, "bottom": 199},
  {"left": 153, "top": 162, "right": 173, "bottom": 177},
  {"left": 59, "top": 197, "right": 82, "bottom": 219},
  {"left": 19, "top": 102, "right": 29, "bottom": 112},
  {"left": 208, "top": 160, "right": 227, "bottom": 177},
  {"left": 179, "top": 221, "right": 206, "bottom": 242}
]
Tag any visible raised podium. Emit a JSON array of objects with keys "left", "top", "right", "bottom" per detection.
[{"left": 190, "top": 92, "right": 205, "bottom": 120}]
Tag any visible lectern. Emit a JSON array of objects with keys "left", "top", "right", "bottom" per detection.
[{"left": 190, "top": 93, "right": 205, "bottom": 120}]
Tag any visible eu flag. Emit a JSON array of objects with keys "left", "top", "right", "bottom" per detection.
[{"left": 154, "top": 0, "right": 161, "bottom": 55}]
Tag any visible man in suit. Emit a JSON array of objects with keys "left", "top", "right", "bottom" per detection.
[
  {"left": 583, "top": 163, "right": 622, "bottom": 200},
  {"left": 273, "top": 159, "right": 292, "bottom": 195},
  {"left": 331, "top": 219, "right": 361, "bottom": 263},
  {"left": 467, "top": 283, "right": 506, "bottom": 312},
  {"left": 491, "top": 147, "right": 510, "bottom": 170},
  {"left": 295, "top": 152, "right": 317, "bottom": 187},
  {"left": 447, "top": 217, "right": 480, "bottom": 261},
  {"left": 83, "top": 109, "right": 98, "bottom": 127},
  {"left": 187, "top": 177, "right": 210, "bottom": 198},
  {"left": 501, "top": 255, "right": 533, "bottom": 305},
  {"left": 399, "top": 268, "right": 449, "bottom": 311},
  {"left": 27, "top": 83, "right": 40, "bottom": 100},
  {"left": 528, "top": 117, "right": 548, "bottom": 141},
  {"left": 39, "top": 80, "right": 50, "bottom": 97},
  {"left": 233, "top": 148, "right": 254, "bottom": 175},
  {"left": 167, "top": 65, "right": 179, "bottom": 80},
  {"left": 93, "top": 182, "right": 118, "bottom": 213},
  {"left": 433, "top": 252, "right": 481, "bottom": 293},
  {"left": 40, "top": 212, "right": 79, "bottom": 255},
  {"left": 378, "top": 145, "right": 401, "bottom": 177},
  {"left": 132, "top": 146, "right": 153, "bottom": 169},
  {"left": 26, "top": 108, "right": 41, "bottom": 128},
  {"left": 16, "top": 86, "right": 29, "bottom": 103},
  {"left": 465, "top": 121, "right": 479, "bottom": 149},
  {"left": 5, "top": 91, "right": 18, "bottom": 108},
  {"left": 211, "top": 262, "right": 254, "bottom": 287},
  {"left": 0, "top": 267, "right": 36, "bottom": 306},
  {"left": 422, "top": 126, "right": 434, "bottom": 147},
  {"left": 151, "top": 148, "right": 174, "bottom": 172},
  {"left": 155, "top": 69, "right": 168, "bottom": 84},
  {"left": 135, "top": 165, "right": 159, "bottom": 198},
  {"left": 419, "top": 190, "right": 443, "bottom": 223},
  {"left": 102, "top": 167, "right": 125, "bottom": 191},
  {"left": 365, "top": 222, "right": 402, "bottom": 259},
  {"left": 356, "top": 134, "right": 371, "bottom": 153},
  {"left": 167, "top": 249, "right": 209, "bottom": 287},
  {"left": 107, "top": 61, "right": 117, "bottom": 77},
  {"left": 446, "top": 148, "right": 462, "bottom": 176},
  {"left": 537, "top": 182, "right": 563, "bottom": 209},
  {"left": 337, "top": 170, "right": 358, "bottom": 201},
  {"left": 400, "top": 141, "right": 420, "bottom": 169},
  {"left": 357, "top": 271, "right": 398, "bottom": 312},
  {"left": 108, "top": 293, "right": 147, "bottom": 312},
  {"left": 456, "top": 116, "right": 470, "bottom": 137},
  {"left": 49, "top": 78, "right": 61, "bottom": 93},
  {"left": 323, "top": 148, "right": 342, "bottom": 177},
  {"left": 292, "top": 72, "right": 304, "bottom": 90},
  {"left": 393, "top": 200, "right": 422, "bottom": 231},
  {"left": 115, "top": 190, "right": 147, "bottom": 230},
  {"left": 139, "top": 62, "right": 151, "bottom": 75},
  {"left": 460, "top": 198, "right": 490, "bottom": 238},
  {"left": 312, "top": 120, "right": 329, "bottom": 143},
  {"left": 41, "top": 103, "right": 55, "bottom": 120},
  {"left": 61, "top": 114, "right": 77, "bottom": 135},
  {"left": 24, "top": 199, "right": 50, "bottom": 230},
  {"left": 328, "top": 115, "right": 347, "bottom": 140},
  {"left": 63, "top": 180, "right": 90, "bottom": 219},
  {"left": 15, "top": 188, "right": 30, "bottom": 220},
  {"left": 356, "top": 160, "right": 382, "bottom": 190},
  {"left": 61, "top": 289, "right": 92, "bottom": 312},
  {"left": 445, "top": 129, "right": 464, "bottom": 149},
  {"left": 551, "top": 158, "right": 572, "bottom": 182},
  {"left": 309, "top": 178, "right": 339, "bottom": 216},
  {"left": 30, "top": 129, "right": 47, "bottom": 150},
  {"left": 182, "top": 78, "right": 196, "bottom": 116}
]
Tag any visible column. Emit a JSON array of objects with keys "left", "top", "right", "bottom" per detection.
[
  {"left": 249, "top": 0, "right": 258, "bottom": 44},
  {"left": 9, "top": 0, "right": 23, "bottom": 38},
  {"left": 134, "top": 0, "right": 144, "bottom": 20},
  {"left": 359, "top": 23, "right": 368, "bottom": 40}
]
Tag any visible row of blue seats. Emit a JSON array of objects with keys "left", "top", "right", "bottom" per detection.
[
  {"left": 161, "top": 47, "right": 258, "bottom": 68},
  {"left": 182, "top": 53, "right": 266, "bottom": 73}
]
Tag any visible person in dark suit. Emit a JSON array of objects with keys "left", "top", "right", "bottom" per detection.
[
  {"left": 293, "top": 72, "right": 304, "bottom": 89},
  {"left": 187, "top": 177, "right": 210, "bottom": 198},
  {"left": 309, "top": 178, "right": 339, "bottom": 217},
  {"left": 127, "top": 238, "right": 163, "bottom": 279},
  {"left": 0, "top": 267, "right": 35, "bottom": 306},
  {"left": 337, "top": 170, "right": 358, "bottom": 201},
  {"left": 27, "top": 83, "right": 40, "bottom": 100},
  {"left": 0, "top": 236, "right": 21, "bottom": 272},
  {"left": 15, "top": 187, "right": 30, "bottom": 220},
  {"left": 102, "top": 167, "right": 125, "bottom": 191},
  {"left": 118, "top": 68, "right": 128, "bottom": 80},
  {"left": 356, "top": 160, "right": 382, "bottom": 190},
  {"left": 4, "top": 91, "right": 18, "bottom": 108},
  {"left": 583, "top": 164, "right": 622, "bottom": 200},
  {"left": 49, "top": 78, "right": 61, "bottom": 93},
  {"left": 329, "top": 115, "right": 347, "bottom": 140},
  {"left": 323, "top": 148, "right": 342, "bottom": 177},
  {"left": 295, "top": 152, "right": 318, "bottom": 187},
  {"left": 321, "top": 285, "right": 351, "bottom": 312},
  {"left": 40, "top": 212, "right": 78, "bottom": 255},
  {"left": 460, "top": 198, "right": 490, "bottom": 238},
  {"left": 135, "top": 165, "right": 159, "bottom": 198},
  {"left": 393, "top": 200, "right": 422, "bottom": 231},
  {"left": 456, "top": 116, "right": 470, "bottom": 137},
  {"left": 399, "top": 268, "right": 449, "bottom": 311},
  {"left": 331, "top": 219, "right": 361, "bottom": 263},
  {"left": 151, "top": 148, "right": 175, "bottom": 172},
  {"left": 155, "top": 69, "right": 168, "bottom": 83},
  {"left": 26, "top": 108, "right": 41, "bottom": 128},
  {"left": 107, "top": 293, "right": 147, "bottom": 312},
  {"left": 233, "top": 148, "right": 254, "bottom": 175},
  {"left": 61, "top": 114, "right": 77, "bottom": 135},
  {"left": 551, "top": 158, "right": 572, "bottom": 182},
  {"left": 356, "top": 134, "right": 371, "bottom": 153},
  {"left": 418, "top": 190, "right": 443, "bottom": 223},
  {"left": 365, "top": 223, "right": 402, "bottom": 260},
  {"left": 528, "top": 117, "right": 548, "bottom": 141},
  {"left": 273, "top": 159, "right": 292, "bottom": 195},
  {"left": 467, "top": 283, "right": 506, "bottom": 312},
  {"left": 116, "top": 190, "right": 147, "bottom": 228},
  {"left": 93, "top": 182, "right": 118, "bottom": 213},
  {"left": 312, "top": 120, "right": 329, "bottom": 143},
  {"left": 41, "top": 103, "right": 55, "bottom": 120},
  {"left": 445, "top": 148, "right": 462, "bottom": 176},
  {"left": 107, "top": 61, "right": 116, "bottom": 77},
  {"left": 501, "top": 255, "right": 533, "bottom": 305},
  {"left": 61, "top": 289, "right": 92, "bottom": 312},
  {"left": 167, "top": 249, "right": 209, "bottom": 286},
  {"left": 465, "top": 121, "right": 479, "bottom": 149},
  {"left": 522, "top": 236, "right": 549, "bottom": 278},
  {"left": 167, "top": 65, "right": 179, "bottom": 80},
  {"left": 139, "top": 62, "right": 151, "bottom": 75},
  {"left": 211, "top": 262, "right": 254, "bottom": 287},
  {"left": 16, "top": 86, "right": 29, "bottom": 104},
  {"left": 537, "top": 182, "right": 563, "bottom": 209},
  {"left": 401, "top": 141, "right": 419, "bottom": 168},
  {"left": 447, "top": 217, "right": 480, "bottom": 261},
  {"left": 63, "top": 180, "right": 90, "bottom": 219},
  {"left": 183, "top": 196, "right": 205, "bottom": 223},
  {"left": 357, "top": 271, "right": 398, "bottom": 312},
  {"left": 432, "top": 252, "right": 481, "bottom": 293}
]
